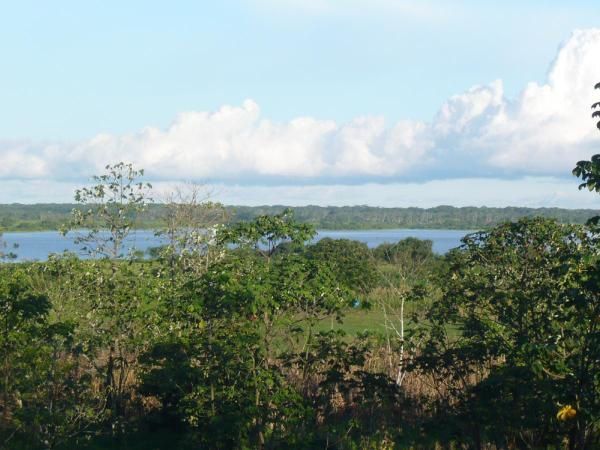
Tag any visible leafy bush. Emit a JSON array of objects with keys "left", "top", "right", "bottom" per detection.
[{"left": 413, "top": 218, "right": 600, "bottom": 449}]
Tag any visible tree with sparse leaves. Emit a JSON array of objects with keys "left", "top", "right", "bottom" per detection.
[
  {"left": 0, "top": 232, "right": 17, "bottom": 261},
  {"left": 62, "top": 162, "right": 155, "bottom": 430},
  {"left": 64, "top": 162, "right": 152, "bottom": 259}
]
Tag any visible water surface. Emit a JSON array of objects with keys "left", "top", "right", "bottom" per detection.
[{"left": 2, "top": 229, "right": 473, "bottom": 262}]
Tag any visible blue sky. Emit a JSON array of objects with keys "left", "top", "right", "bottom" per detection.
[{"left": 1, "top": 1, "right": 600, "bottom": 207}]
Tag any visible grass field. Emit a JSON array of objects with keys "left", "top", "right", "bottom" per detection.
[{"left": 317, "top": 307, "right": 390, "bottom": 335}]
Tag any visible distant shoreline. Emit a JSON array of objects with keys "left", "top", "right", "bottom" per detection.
[{"left": 0, "top": 203, "right": 598, "bottom": 233}]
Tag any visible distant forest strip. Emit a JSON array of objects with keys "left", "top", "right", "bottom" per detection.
[{"left": 0, "top": 203, "right": 599, "bottom": 232}]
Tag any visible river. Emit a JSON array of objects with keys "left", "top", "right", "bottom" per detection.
[{"left": 1, "top": 229, "right": 473, "bottom": 262}]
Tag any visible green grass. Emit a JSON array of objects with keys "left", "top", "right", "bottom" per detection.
[
  {"left": 316, "top": 308, "right": 389, "bottom": 335},
  {"left": 316, "top": 305, "right": 461, "bottom": 339}
]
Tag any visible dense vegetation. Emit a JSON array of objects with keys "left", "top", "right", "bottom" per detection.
[
  {"left": 230, "top": 205, "right": 600, "bottom": 230},
  {"left": 1, "top": 86, "right": 600, "bottom": 450},
  {"left": 0, "top": 203, "right": 599, "bottom": 232}
]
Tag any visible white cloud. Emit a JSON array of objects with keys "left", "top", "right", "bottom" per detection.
[
  {"left": 0, "top": 29, "right": 599, "bottom": 206},
  {"left": 472, "top": 30, "right": 600, "bottom": 173},
  {"left": 0, "top": 141, "right": 49, "bottom": 179}
]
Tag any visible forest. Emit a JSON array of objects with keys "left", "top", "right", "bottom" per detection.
[
  {"left": 0, "top": 154, "right": 598, "bottom": 450},
  {"left": 0, "top": 203, "right": 599, "bottom": 233}
]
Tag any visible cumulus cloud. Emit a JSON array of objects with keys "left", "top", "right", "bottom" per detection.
[{"left": 1, "top": 29, "right": 600, "bottom": 198}]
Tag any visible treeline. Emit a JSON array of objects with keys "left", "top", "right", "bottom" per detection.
[
  {"left": 230, "top": 204, "right": 600, "bottom": 229},
  {"left": 1, "top": 202, "right": 599, "bottom": 232},
  {"left": 1, "top": 163, "right": 599, "bottom": 449}
]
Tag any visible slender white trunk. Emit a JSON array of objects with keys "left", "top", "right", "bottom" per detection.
[{"left": 396, "top": 295, "right": 405, "bottom": 386}]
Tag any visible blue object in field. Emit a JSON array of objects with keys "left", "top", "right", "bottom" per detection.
[{"left": 352, "top": 298, "right": 361, "bottom": 308}]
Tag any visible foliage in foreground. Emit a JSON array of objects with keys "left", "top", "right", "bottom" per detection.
[
  {"left": 1, "top": 215, "right": 598, "bottom": 449},
  {"left": 413, "top": 218, "right": 600, "bottom": 448},
  {"left": 0, "top": 160, "right": 599, "bottom": 449}
]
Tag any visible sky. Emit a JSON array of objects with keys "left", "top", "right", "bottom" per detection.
[{"left": 1, "top": 0, "right": 600, "bottom": 208}]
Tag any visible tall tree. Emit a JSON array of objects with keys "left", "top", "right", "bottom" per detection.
[
  {"left": 64, "top": 162, "right": 152, "bottom": 259},
  {"left": 62, "top": 162, "right": 154, "bottom": 428}
]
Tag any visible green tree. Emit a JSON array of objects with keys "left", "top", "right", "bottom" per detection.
[
  {"left": 141, "top": 210, "right": 349, "bottom": 448},
  {"left": 573, "top": 154, "right": 600, "bottom": 195},
  {"left": 64, "top": 162, "right": 152, "bottom": 259},
  {"left": 62, "top": 163, "right": 155, "bottom": 430},
  {"left": 573, "top": 82, "right": 600, "bottom": 206},
  {"left": 307, "top": 238, "right": 378, "bottom": 295},
  {"left": 218, "top": 207, "right": 314, "bottom": 259},
  {"left": 413, "top": 218, "right": 600, "bottom": 448},
  {"left": 0, "top": 267, "right": 104, "bottom": 449},
  {"left": 0, "top": 267, "right": 50, "bottom": 443},
  {"left": 372, "top": 237, "right": 433, "bottom": 265}
]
